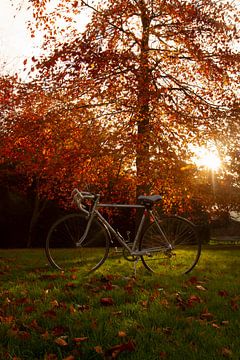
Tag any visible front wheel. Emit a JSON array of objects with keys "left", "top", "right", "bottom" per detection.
[
  {"left": 140, "top": 216, "right": 201, "bottom": 274},
  {"left": 46, "top": 213, "right": 110, "bottom": 272}
]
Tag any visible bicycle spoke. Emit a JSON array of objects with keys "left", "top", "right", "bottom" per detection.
[
  {"left": 140, "top": 216, "right": 201, "bottom": 274},
  {"left": 46, "top": 213, "right": 110, "bottom": 272}
]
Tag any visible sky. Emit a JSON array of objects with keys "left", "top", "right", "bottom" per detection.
[
  {"left": 0, "top": 0, "right": 92, "bottom": 78},
  {"left": 0, "top": 0, "right": 41, "bottom": 77}
]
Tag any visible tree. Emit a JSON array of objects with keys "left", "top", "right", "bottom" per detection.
[
  {"left": 26, "top": 0, "right": 239, "bottom": 200},
  {"left": 1, "top": 76, "right": 136, "bottom": 245}
]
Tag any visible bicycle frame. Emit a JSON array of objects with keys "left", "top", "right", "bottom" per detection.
[{"left": 75, "top": 194, "right": 168, "bottom": 256}]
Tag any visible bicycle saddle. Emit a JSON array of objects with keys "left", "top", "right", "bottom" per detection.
[{"left": 138, "top": 195, "right": 162, "bottom": 205}]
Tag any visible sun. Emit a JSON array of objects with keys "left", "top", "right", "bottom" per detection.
[{"left": 190, "top": 145, "right": 221, "bottom": 171}]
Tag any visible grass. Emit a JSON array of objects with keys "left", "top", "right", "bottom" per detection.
[{"left": 0, "top": 246, "right": 239, "bottom": 360}]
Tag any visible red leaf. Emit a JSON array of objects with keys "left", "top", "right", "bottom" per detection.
[
  {"left": 52, "top": 326, "right": 67, "bottom": 336},
  {"left": 24, "top": 306, "right": 36, "bottom": 314},
  {"left": 72, "top": 1, "right": 78, "bottom": 8},
  {"left": 43, "top": 310, "right": 57, "bottom": 318},
  {"left": 230, "top": 299, "right": 239, "bottom": 311},
  {"left": 105, "top": 340, "right": 136, "bottom": 358},
  {"left": 187, "top": 294, "right": 202, "bottom": 307},
  {"left": 218, "top": 290, "right": 229, "bottom": 297},
  {"left": 100, "top": 297, "right": 114, "bottom": 306},
  {"left": 187, "top": 276, "right": 199, "bottom": 284},
  {"left": 65, "top": 282, "right": 77, "bottom": 288}
]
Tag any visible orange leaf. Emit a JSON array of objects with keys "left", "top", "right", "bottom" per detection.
[
  {"left": 200, "top": 310, "right": 214, "bottom": 321},
  {"left": 73, "top": 337, "right": 88, "bottom": 343},
  {"left": 94, "top": 346, "right": 103, "bottom": 354},
  {"left": 118, "top": 331, "right": 127, "bottom": 337},
  {"left": 221, "top": 347, "right": 232, "bottom": 358},
  {"left": 54, "top": 337, "right": 68, "bottom": 346}
]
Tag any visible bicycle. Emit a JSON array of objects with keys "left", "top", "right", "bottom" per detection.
[{"left": 45, "top": 189, "right": 201, "bottom": 274}]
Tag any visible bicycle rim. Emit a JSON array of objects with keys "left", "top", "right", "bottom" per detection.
[
  {"left": 140, "top": 216, "right": 201, "bottom": 274},
  {"left": 46, "top": 213, "right": 110, "bottom": 272}
]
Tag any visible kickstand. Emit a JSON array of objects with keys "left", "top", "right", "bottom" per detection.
[{"left": 133, "top": 257, "right": 139, "bottom": 277}]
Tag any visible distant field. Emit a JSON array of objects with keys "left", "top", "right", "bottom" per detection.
[{"left": 0, "top": 246, "right": 239, "bottom": 359}]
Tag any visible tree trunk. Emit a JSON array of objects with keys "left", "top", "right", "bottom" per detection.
[
  {"left": 136, "top": 1, "right": 151, "bottom": 197},
  {"left": 27, "top": 193, "right": 48, "bottom": 248}
]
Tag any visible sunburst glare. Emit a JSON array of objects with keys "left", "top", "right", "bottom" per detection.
[{"left": 190, "top": 145, "right": 221, "bottom": 171}]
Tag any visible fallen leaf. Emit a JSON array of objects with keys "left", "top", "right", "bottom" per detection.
[
  {"left": 200, "top": 310, "right": 214, "bottom": 321},
  {"left": 52, "top": 326, "right": 67, "bottom": 336},
  {"left": 221, "top": 320, "right": 230, "bottom": 326},
  {"left": 94, "top": 345, "right": 103, "bottom": 354},
  {"left": 112, "top": 311, "right": 123, "bottom": 316},
  {"left": 230, "top": 299, "right": 239, "bottom": 311},
  {"left": 44, "top": 354, "right": 58, "bottom": 360},
  {"left": 186, "top": 276, "right": 199, "bottom": 284},
  {"left": 212, "top": 323, "right": 220, "bottom": 329},
  {"left": 15, "top": 297, "right": 30, "bottom": 305},
  {"left": 54, "top": 337, "right": 68, "bottom": 346},
  {"left": 118, "top": 331, "right": 127, "bottom": 337},
  {"left": 159, "top": 351, "right": 167, "bottom": 358},
  {"left": 100, "top": 297, "right": 114, "bottom": 306},
  {"left": 65, "top": 282, "right": 77, "bottom": 288},
  {"left": 27, "top": 319, "right": 42, "bottom": 332},
  {"left": 187, "top": 294, "right": 202, "bottom": 306},
  {"left": 105, "top": 340, "right": 136, "bottom": 358},
  {"left": 162, "top": 327, "right": 173, "bottom": 335},
  {"left": 24, "top": 306, "right": 36, "bottom": 314},
  {"left": 63, "top": 356, "right": 75, "bottom": 360},
  {"left": 73, "top": 337, "right": 88, "bottom": 343},
  {"left": 140, "top": 300, "right": 148, "bottom": 308},
  {"left": 41, "top": 331, "right": 50, "bottom": 340},
  {"left": 50, "top": 300, "right": 59, "bottom": 308},
  {"left": 196, "top": 285, "right": 207, "bottom": 291},
  {"left": 186, "top": 276, "right": 206, "bottom": 285},
  {"left": 221, "top": 347, "right": 233, "bottom": 358},
  {"left": 0, "top": 316, "right": 14, "bottom": 324},
  {"left": 17, "top": 331, "right": 31, "bottom": 340},
  {"left": 43, "top": 310, "right": 57, "bottom": 318},
  {"left": 69, "top": 304, "right": 77, "bottom": 314},
  {"left": 218, "top": 290, "right": 229, "bottom": 297}
]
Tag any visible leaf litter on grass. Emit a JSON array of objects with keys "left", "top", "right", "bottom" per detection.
[{"left": 0, "top": 249, "right": 240, "bottom": 359}]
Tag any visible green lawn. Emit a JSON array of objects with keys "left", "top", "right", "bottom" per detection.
[{"left": 0, "top": 247, "right": 239, "bottom": 360}]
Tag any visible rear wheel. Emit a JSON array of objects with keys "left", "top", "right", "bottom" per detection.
[
  {"left": 140, "top": 216, "right": 201, "bottom": 274},
  {"left": 46, "top": 213, "right": 110, "bottom": 272}
]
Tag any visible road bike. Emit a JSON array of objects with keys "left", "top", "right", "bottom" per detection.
[{"left": 45, "top": 189, "right": 201, "bottom": 274}]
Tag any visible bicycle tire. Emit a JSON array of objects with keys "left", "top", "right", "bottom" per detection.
[
  {"left": 46, "top": 213, "right": 110, "bottom": 272},
  {"left": 140, "top": 216, "right": 201, "bottom": 274}
]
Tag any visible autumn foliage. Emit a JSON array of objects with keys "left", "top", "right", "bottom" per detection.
[{"left": 1, "top": 0, "right": 240, "bottom": 215}]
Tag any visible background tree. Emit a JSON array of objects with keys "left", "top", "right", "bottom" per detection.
[{"left": 0, "top": 76, "right": 137, "bottom": 245}]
